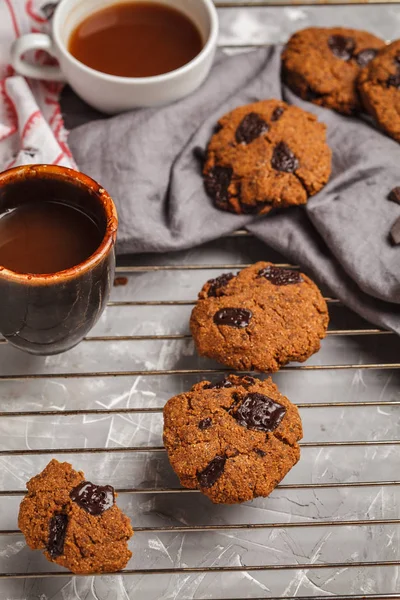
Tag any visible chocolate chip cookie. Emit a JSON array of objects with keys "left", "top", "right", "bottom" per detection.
[
  {"left": 190, "top": 262, "right": 329, "bottom": 372},
  {"left": 282, "top": 27, "right": 385, "bottom": 114},
  {"left": 163, "top": 374, "right": 303, "bottom": 504},
  {"left": 358, "top": 40, "right": 400, "bottom": 142},
  {"left": 18, "top": 459, "right": 133, "bottom": 574},
  {"left": 203, "top": 99, "right": 331, "bottom": 214}
]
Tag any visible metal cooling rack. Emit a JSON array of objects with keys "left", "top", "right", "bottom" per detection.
[{"left": 0, "top": 230, "right": 399, "bottom": 599}]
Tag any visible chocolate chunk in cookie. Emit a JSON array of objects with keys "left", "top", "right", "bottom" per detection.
[
  {"left": 163, "top": 375, "right": 303, "bottom": 503},
  {"left": 190, "top": 261, "right": 329, "bottom": 372},
  {"left": 232, "top": 392, "right": 287, "bottom": 431},
  {"left": 282, "top": 27, "right": 385, "bottom": 114},
  {"left": 70, "top": 481, "right": 115, "bottom": 516},
  {"left": 358, "top": 40, "right": 400, "bottom": 142},
  {"left": 203, "top": 99, "right": 331, "bottom": 215},
  {"left": 204, "top": 377, "right": 234, "bottom": 390},
  {"left": 199, "top": 417, "right": 213, "bottom": 430},
  {"left": 328, "top": 34, "right": 355, "bottom": 61},
  {"left": 235, "top": 112, "right": 269, "bottom": 144},
  {"left": 258, "top": 265, "right": 303, "bottom": 286},
  {"left": 204, "top": 165, "right": 233, "bottom": 210},
  {"left": 206, "top": 272, "right": 235, "bottom": 297},
  {"left": 213, "top": 307, "right": 252, "bottom": 327},
  {"left": 18, "top": 459, "right": 133, "bottom": 574},
  {"left": 387, "top": 71, "right": 400, "bottom": 89},
  {"left": 197, "top": 456, "right": 227, "bottom": 488},
  {"left": 48, "top": 514, "right": 68, "bottom": 558},
  {"left": 271, "top": 106, "right": 285, "bottom": 121},
  {"left": 271, "top": 141, "right": 299, "bottom": 173}
]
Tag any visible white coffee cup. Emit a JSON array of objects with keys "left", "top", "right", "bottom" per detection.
[{"left": 11, "top": 0, "right": 219, "bottom": 114}]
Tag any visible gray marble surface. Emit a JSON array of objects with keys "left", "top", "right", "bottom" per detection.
[
  {"left": 2, "top": 3, "right": 400, "bottom": 599},
  {"left": 1, "top": 235, "right": 399, "bottom": 599},
  {"left": 218, "top": 4, "right": 400, "bottom": 45}
]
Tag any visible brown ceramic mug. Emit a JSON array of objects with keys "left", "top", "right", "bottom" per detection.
[{"left": 0, "top": 165, "right": 118, "bottom": 355}]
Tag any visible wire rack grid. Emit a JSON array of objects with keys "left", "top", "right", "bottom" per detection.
[{"left": 1, "top": 229, "right": 399, "bottom": 599}]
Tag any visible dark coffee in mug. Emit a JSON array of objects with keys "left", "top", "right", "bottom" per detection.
[
  {"left": 0, "top": 201, "right": 102, "bottom": 274},
  {"left": 68, "top": 1, "right": 203, "bottom": 78},
  {"left": 0, "top": 165, "right": 118, "bottom": 356}
]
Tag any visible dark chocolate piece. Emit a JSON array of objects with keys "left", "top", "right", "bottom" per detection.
[
  {"left": 388, "top": 54, "right": 400, "bottom": 88},
  {"left": 235, "top": 113, "right": 269, "bottom": 144},
  {"left": 197, "top": 455, "right": 226, "bottom": 488},
  {"left": 233, "top": 393, "right": 286, "bottom": 432},
  {"left": 271, "top": 141, "right": 299, "bottom": 173},
  {"left": 199, "top": 417, "right": 212, "bottom": 430},
  {"left": 204, "top": 377, "right": 234, "bottom": 390},
  {"left": 255, "top": 448, "right": 266, "bottom": 457},
  {"left": 207, "top": 272, "right": 235, "bottom": 297},
  {"left": 387, "top": 67, "right": 400, "bottom": 89},
  {"left": 328, "top": 34, "right": 355, "bottom": 61},
  {"left": 70, "top": 481, "right": 115, "bottom": 516},
  {"left": 47, "top": 513, "right": 68, "bottom": 558},
  {"left": 213, "top": 307, "right": 252, "bottom": 328},
  {"left": 271, "top": 106, "right": 285, "bottom": 121},
  {"left": 258, "top": 265, "right": 303, "bottom": 286},
  {"left": 204, "top": 166, "right": 233, "bottom": 208},
  {"left": 239, "top": 200, "right": 271, "bottom": 214}
]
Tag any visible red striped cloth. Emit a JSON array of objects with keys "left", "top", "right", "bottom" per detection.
[{"left": 0, "top": 0, "right": 75, "bottom": 170}]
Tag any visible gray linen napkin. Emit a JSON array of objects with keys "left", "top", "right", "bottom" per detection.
[{"left": 66, "top": 46, "right": 400, "bottom": 334}]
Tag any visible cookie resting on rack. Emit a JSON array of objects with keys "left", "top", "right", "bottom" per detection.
[
  {"left": 190, "top": 262, "right": 329, "bottom": 372},
  {"left": 163, "top": 374, "right": 303, "bottom": 504},
  {"left": 18, "top": 459, "right": 133, "bottom": 574},
  {"left": 358, "top": 40, "right": 400, "bottom": 143},
  {"left": 203, "top": 99, "right": 331, "bottom": 214},
  {"left": 282, "top": 27, "right": 385, "bottom": 114}
]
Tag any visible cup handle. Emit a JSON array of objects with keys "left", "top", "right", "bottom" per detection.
[{"left": 11, "top": 33, "right": 66, "bottom": 82}]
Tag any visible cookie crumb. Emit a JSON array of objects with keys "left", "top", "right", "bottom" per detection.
[{"left": 114, "top": 277, "right": 128, "bottom": 287}]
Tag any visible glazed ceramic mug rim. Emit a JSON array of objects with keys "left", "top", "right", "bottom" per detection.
[
  {"left": 0, "top": 164, "right": 118, "bottom": 286},
  {"left": 53, "top": 0, "right": 219, "bottom": 85}
]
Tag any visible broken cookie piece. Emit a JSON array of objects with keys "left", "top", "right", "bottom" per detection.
[
  {"left": 18, "top": 459, "right": 133, "bottom": 574},
  {"left": 163, "top": 374, "right": 303, "bottom": 504}
]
